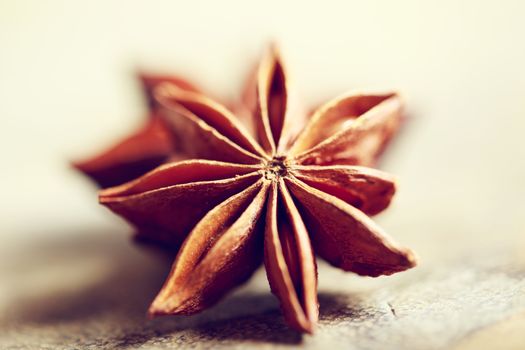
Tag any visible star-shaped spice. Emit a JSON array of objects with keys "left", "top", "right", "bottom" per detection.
[
  {"left": 98, "top": 46, "right": 416, "bottom": 333},
  {"left": 73, "top": 74, "right": 198, "bottom": 188}
]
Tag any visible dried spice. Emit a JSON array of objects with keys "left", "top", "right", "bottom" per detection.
[
  {"left": 97, "top": 46, "right": 416, "bottom": 333},
  {"left": 73, "top": 74, "right": 198, "bottom": 188}
]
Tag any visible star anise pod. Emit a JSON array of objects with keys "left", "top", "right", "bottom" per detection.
[
  {"left": 73, "top": 74, "right": 198, "bottom": 188},
  {"left": 98, "top": 46, "right": 416, "bottom": 333}
]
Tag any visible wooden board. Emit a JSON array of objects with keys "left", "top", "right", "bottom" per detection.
[{"left": 1, "top": 226, "right": 524, "bottom": 349}]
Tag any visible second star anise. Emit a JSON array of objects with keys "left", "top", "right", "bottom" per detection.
[{"left": 98, "top": 46, "right": 416, "bottom": 333}]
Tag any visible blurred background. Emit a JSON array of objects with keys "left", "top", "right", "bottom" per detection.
[{"left": 1, "top": 1, "right": 524, "bottom": 349}]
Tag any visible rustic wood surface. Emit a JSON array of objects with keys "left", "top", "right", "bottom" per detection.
[{"left": 1, "top": 227, "right": 524, "bottom": 349}]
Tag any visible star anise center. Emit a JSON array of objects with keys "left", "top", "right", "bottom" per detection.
[{"left": 263, "top": 156, "right": 289, "bottom": 180}]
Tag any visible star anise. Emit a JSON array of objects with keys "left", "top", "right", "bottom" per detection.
[
  {"left": 73, "top": 74, "right": 198, "bottom": 188},
  {"left": 98, "top": 46, "right": 416, "bottom": 333}
]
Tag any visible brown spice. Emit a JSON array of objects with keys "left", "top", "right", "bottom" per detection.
[
  {"left": 73, "top": 74, "right": 198, "bottom": 188},
  {"left": 97, "top": 45, "right": 417, "bottom": 333}
]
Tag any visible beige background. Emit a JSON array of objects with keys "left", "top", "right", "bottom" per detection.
[{"left": 1, "top": 1, "right": 525, "bottom": 349}]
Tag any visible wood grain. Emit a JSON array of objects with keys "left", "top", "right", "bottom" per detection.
[{"left": 1, "top": 227, "right": 524, "bottom": 349}]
